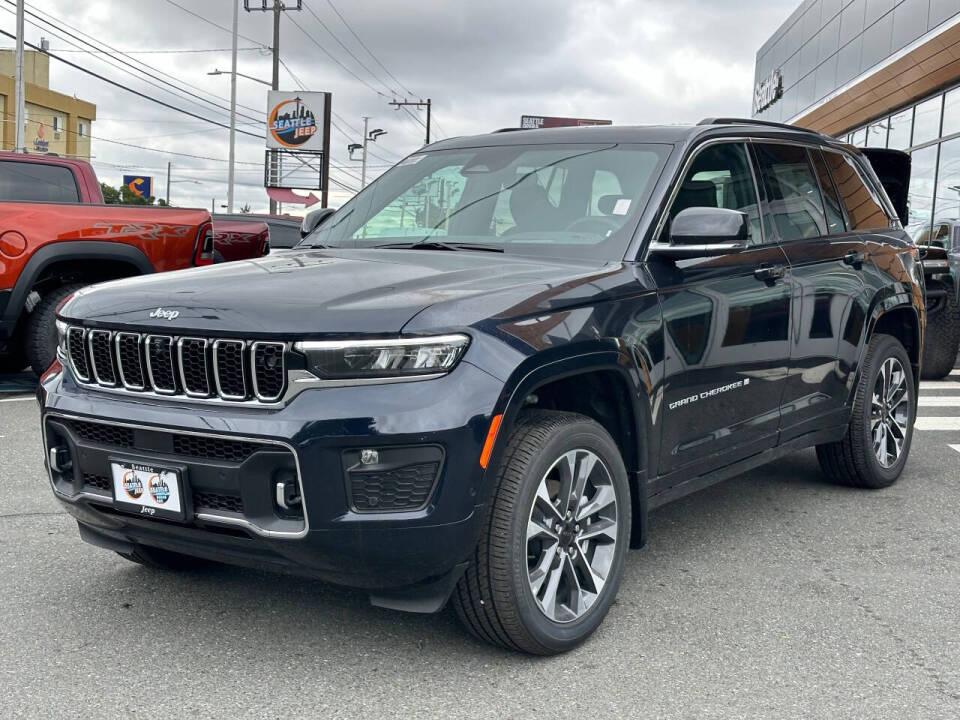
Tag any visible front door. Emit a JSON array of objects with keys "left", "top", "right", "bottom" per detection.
[{"left": 650, "top": 142, "right": 792, "bottom": 483}]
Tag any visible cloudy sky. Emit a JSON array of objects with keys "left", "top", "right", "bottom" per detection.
[{"left": 3, "top": 0, "right": 798, "bottom": 213}]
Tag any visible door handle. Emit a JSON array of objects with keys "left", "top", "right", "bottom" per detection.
[
  {"left": 843, "top": 250, "right": 866, "bottom": 268},
  {"left": 753, "top": 265, "right": 786, "bottom": 284}
]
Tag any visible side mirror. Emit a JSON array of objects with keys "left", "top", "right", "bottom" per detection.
[
  {"left": 300, "top": 207, "right": 335, "bottom": 238},
  {"left": 650, "top": 207, "right": 749, "bottom": 257}
]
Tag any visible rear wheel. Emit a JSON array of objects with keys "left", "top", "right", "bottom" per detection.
[
  {"left": 116, "top": 545, "right": 215, "bottom": 571},
  {"left": 453, "top": 410, "right": 631, "bottom": 654},
  {"left": 24, "top": 283, "right": 86, "bottom": 376},
  {"left": 920, "top": 279, "right": 960, "bottom": 380},
  {"left": 816, "top": 333, "right": 915, "bottom": 488}
]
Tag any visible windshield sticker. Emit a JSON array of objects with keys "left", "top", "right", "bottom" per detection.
[
  {"left": 613, "top": 198, "right": 631, "bottom": 215},
  {"left": 399, "top": 154, "right": 426, "bottom": 166},
  {"left": 669, "top": 378, "right": 750, "bottom": 411}
]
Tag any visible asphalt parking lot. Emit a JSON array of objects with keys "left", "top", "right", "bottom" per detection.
[{"left": 1, "top": 375, "right": 958, "bottom": 719}]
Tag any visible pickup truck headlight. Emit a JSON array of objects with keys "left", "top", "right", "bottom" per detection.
[{"left": 294, "top": 334, "right": 470, "bottom": 381}]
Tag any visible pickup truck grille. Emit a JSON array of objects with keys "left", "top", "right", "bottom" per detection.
[{"left": 65, "top": 326, "right": 286, "bottom": 403}]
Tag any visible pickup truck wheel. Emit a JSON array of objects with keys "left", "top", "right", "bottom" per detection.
[
  {"left": 24, "top": 283, "right": 86, "bottom": 376},
  {"left": 816, "top": 333, "right": 915, "bottom": 489},
  {"left": 920, "top": 280, "right": 960, "bottom": 379},
  {"left": 116, "top": 546, "right": 214, "bottom": 571},
  {"left": 452, "top": 410, "right": 631, "bottom": 654}
]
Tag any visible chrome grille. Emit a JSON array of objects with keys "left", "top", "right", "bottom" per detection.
[{"left": 64, "top": 326, "right": 286, "bottom": 403}]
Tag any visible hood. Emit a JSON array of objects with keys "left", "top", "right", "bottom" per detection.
[{"left": 60, "top": 248, "right": 615, "bottom": 336}]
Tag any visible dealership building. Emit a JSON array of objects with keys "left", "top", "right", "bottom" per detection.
[
  {"left": 0, "top": 50, "right": 95, "bottom": 160},
  {"left": 753, "top": 0, "right": 960, "bottom": 235}
]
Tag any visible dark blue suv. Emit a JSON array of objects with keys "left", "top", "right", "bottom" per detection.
[{"left": 39, "top": 120, "right": 925, "bottom": 654}]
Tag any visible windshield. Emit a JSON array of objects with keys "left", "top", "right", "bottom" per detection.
[{"left": 306, "top": 142, "right": 670, "bottom": 261}]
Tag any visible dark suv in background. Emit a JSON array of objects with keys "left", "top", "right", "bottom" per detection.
[{"left": 39, "top": 119, "right": 924, "bottom": 654}]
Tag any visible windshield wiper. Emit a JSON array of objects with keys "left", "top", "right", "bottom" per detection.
[{"left": 373, "top": 241, "right": 504, "bottom": 253}]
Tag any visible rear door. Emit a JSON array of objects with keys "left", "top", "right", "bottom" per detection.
[
  {"left": 750, "top": 142, "right": 867, "bottom": 440},
  {"left": 650, "top": 141, "right": 792, "bottom": 482}
]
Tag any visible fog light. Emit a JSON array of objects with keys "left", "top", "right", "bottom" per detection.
[
  {"left": 49, "top": 446, "right": 71, "bottom": 473},
  {"left": 360, "top": 449, "right": 379, "bottom": 465}
]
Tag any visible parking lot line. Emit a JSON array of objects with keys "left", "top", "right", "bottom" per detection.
[
  {"left": 950, "top": 444, "right": 960, "bottom": 454},
  {"left": 917, "top": 381, "right": 960, "bottom": 391},
  {"left": 917, "top": 396, "right": 960, "bottom": 406},
  {"left": 914, "top": 417, "right": 960, "bottom": 431}
]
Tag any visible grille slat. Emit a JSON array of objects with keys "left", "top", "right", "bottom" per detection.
[
  {"left": 88, "top": 330, "right": 117, "bottom": 386},
  {"left": 67, "top": 328, "right": 90, "bottom": 382},
  {"left": 115, "top": 333, "right": 145, "bottom": 390},
  {"left": 66, "top": 326, "right": 285, "bottom": 404},
  {"left": 252, "top": 342, "right": 286, "bottom": 401}
]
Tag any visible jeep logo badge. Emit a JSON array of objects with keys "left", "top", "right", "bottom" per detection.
[{"left": 149, "top": 307, "right": 180, "bottom": 321}]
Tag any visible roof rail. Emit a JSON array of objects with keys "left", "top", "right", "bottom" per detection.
[
  {"left": 492, "top": 127, "right": 526, "bottom": 133},
  {"left": 697, "top": 117, "right": 825, "bottom": 135}
]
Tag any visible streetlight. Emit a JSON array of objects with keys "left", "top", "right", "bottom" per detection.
[
  {"left": 207, "top": 65, "right": 271, "bottom": 215},
  {"left": 348, "top": 118, "right": 388, "bottom": 188}
]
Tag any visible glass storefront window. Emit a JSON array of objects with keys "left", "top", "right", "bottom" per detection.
[
  {"left": 935, "top": 137, "right": 960, "bottom": 223},
  {"left": 907, "top": 144, "right": 938, "bottom": 240},
  {"left": 942, "top": 87, "right": 960, "bottom": 138},
  {"left": 887, "top": 108, "right": 913, "bottom": 150},
  {"left": 866, "top": 121, "right": 888, "bottom": 148},
  {"left": 851, "top": 127, "right": 867, "bottom": 146},
  {"left": 912, "top": 96, "right": 943, "bottom": 146}
]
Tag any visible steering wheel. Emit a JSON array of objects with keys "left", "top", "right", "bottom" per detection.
[{"left": 564, "top": 216, "right": 623, "bottom": 234}]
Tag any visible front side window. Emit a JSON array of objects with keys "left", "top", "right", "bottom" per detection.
[
  {"left": 822, "top": 150, "right": 890, "bottom": 231},
  {"left": 308, "top": 143, "right": 670, "bottom": 262},
  {"left": 662, "top": 142, "right": 764, "bottom": 245},
  {"left": 0, "top": 161, "right": 80, "bottom": 203},
  {"left": 752, "top": 143, "right": 827, "bottom": 242}
]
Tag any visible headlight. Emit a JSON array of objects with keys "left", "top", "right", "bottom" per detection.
[
  {"left": 56, "top": 320, "right": 69, "bottom": 356},
  {"left": 295, "top": 334, "right": 470, "bottom": 381}
]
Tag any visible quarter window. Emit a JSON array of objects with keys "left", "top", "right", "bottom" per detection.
[
  {"left": 810, "top": 149, "right": 847, "bottom": 234},
  {"left": 752, "top": 143, "right": 827, "bottom": 242},
  {"left": 822, "top": 151, "right": 890, "bottom": 231}
]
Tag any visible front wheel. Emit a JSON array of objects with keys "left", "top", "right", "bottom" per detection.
[
  {"left": 453, "top": 410, "right": 631, "bottom": 654},
  {"left": 817, "top": 333, "right": 916, "bottom": 488}
]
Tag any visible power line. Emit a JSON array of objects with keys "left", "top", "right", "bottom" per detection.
[
  {"left": 160, "top": 0, "right": 269, "bottom": 48},
  {"left": 323, "top": 0, "right": 416, "bottom": 98},
  {"left": 5, "top": 1, "right": 267, "bottom": 124},
  {"left": 0, "top": 29, "right": 264, "bottom": 140},
  {"left": 48, "top": 46, "right": 264, "bottom": 54}
]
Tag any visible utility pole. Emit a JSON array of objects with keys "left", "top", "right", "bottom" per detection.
[
  {"left": 14, "top": 0, "right": 25, "bottom": 153},
  {"left": 166, "top": 161, "right": 171, "bottom": 206},
  {"left": 227, "top": 0, "right": 239, "bottom": 213},
  {"left": 245, "top": 1, "right": 302, "bottom": 213},
  {"left": 360, "top": 116, "right": 369, "bottom": 189},
  {"left": 388, "top": 98, "right": 432, "bottom": 145}
]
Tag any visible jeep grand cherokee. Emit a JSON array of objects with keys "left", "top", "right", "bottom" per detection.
[{"left": 38, "top": 119, "right": 924, "bottom": 654}]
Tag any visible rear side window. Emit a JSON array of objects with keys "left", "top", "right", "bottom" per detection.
[
  {"left": 0, "top": 161, "right": 80, "bottom": 203},
  {"left": 752, "top": 143, "right": 827, "bottom": 242},
  {"left": 810, "top": 149, "right": 847, "bottom": 234},
  {"left": 821, "top": 151, "right": 889, "bottom": 230}
]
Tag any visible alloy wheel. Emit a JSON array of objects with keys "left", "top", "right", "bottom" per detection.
[
  {"left": 525, "top": 449, "right": 618, "bottom": 623},
  {"left": 871, "top": 357, "right": 910, "bottom": 468}
]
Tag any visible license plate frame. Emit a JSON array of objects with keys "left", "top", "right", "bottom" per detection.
[{"left": 110, "top": 458, "right": 188, "bottom": 522}]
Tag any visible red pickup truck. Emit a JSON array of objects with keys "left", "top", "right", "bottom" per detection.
[{"left": 0, "top": 153, "right": 215, "bottom": 375}]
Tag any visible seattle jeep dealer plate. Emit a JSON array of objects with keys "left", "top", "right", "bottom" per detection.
[{"left": 110, "top": 460, "right": 186, "bottom": 521}]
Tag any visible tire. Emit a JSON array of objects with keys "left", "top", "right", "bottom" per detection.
[
  {"left": 24, "top": 283, "right": 86, "bottom": 376},
  {"left": 116, "top": 545, "right": 214, "bottom": 571},
  {"left": 453, "top": 410, "right": 631, "bottom": 655},
  {"left": 920, "top": 280, "right": 960, "bottom": 380},
  {"left": 816, "top": 333, "right": 916, "bottom": 489}
]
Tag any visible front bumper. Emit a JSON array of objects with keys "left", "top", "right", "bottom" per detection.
[{"left": 39, "top": 360, "right": 502, "bottom": 606}]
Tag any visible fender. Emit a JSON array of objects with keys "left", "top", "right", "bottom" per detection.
[
  {"left": 846, "top": 292, "right": 922, "bottom": 408},
  {"left": 1, "top": 241, "right": 154, "bottom": 335},
  {"left": 480, "top": 340, "right": 652, "bottom": 549}
]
